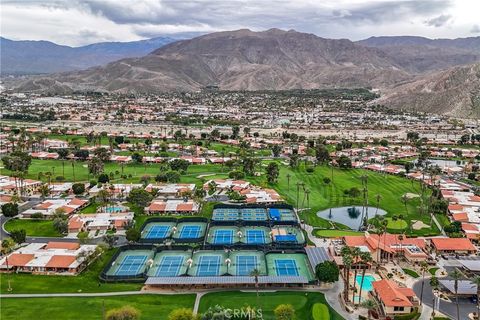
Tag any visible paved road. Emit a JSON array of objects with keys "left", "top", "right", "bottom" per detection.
[{"left": 413, "top": 279, "right": 476, "bottom": 320}]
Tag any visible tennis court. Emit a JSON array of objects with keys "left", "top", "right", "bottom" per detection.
[
  {"left": 172, "top": 222, "right": 207, "bottom": 240},
  {"left": 269, "top": 208, "right": 297, "bottom": 222},
  {"left": 147, "top": 250, "right": 191, "bottom": 277},
  {"left": 240, "top": 208, "right": 268, "bottom": 221},
  {"left": 265, "top": 253, "right": 315, "bottom": 281},
  {"left": 275, "top": 259, "right": 299, "bottom": 276},
  {"left": 206, "top": 226, "right": 240, "bottom": 245},
  {"left": 141, "top": 222, "right": 176, "bottom": 239},
  {"left": 271, "top": 226, "right": 305, "bottom": 244},
  {"left": 188, "top": 251, "right": 228, "bottom": 276},
  {"left": 212, "top": 208, "right": 240, "bottom": 221},
  {"left": 106, "top": 249, "right": 154, "bottom": 277},
  {"left": 228, "top": 251, "right": 266, "bottom": 276}
]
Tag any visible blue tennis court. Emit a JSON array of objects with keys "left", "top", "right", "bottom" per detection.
[
  {"left": 213, "top": 229, "right": 234, "bottom": 244},
  {"left": 236, "top": 255, "right": 257, "bottom": 276},
  {"left": 144, "top": 225, "right": 171, "bottom": 239},
  {"left": 275, "top": 234, "right": 297, "bottom": 242},
  {"left": 275, "top": 259, "right": 299, "bottom": 276},
  {"left": 155, "top": 256, "right": 184, "bottom": 277},
  {"left": 197, "top": 255, "right": 221, "bottom": 276},
  {"left": 246, "top": 230, "right": 265, "bottom": 244},
  {"left": 115, "top": 255, "right": 148, "bottom": 276},
  {"left": 179, "top": 225, "right": 201, "bottom": 239}
]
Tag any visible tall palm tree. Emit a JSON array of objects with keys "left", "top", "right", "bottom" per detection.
[
  {"left": 471, "top": 276, "right": 480, "bottom": 318},
  {"left": 350, "top": 247, "right": 362, "bottom": 303},
  {"left": 1, "top": 238, "right": 15, "bottom": 270},
  {"left": 341, "top": 246, "right": 353, "bottom": 302},
  {"left": 357, "top": 252, "right": 373, "bottom": 305},
  {"left": 286, "top": 173, "right": 291, "bottom": 192},
  {"left": 360, "top": 299, "right": 378, "bottom": 320},
  {"left": 450, "top": 268, "right": 463, "bottom": 320},
  {"left": 374, "top": 194, "right": 382, "bottom": 217},
  {"left": 419, "top": 261, "right": 429, "bottom": 305},
  {"left": 250, "top": 268, "right": 261, "bottom": 306},
  {"left": 430, "top": 276, "right": 439, "bottom": 317}
]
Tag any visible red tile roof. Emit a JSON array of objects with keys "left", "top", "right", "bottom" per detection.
[
  {"left": 373, "top": 279, "right": 415, "bottom": 307},
  {"left": 3, "top": 253, "right": 35, "bottom": 267},
  {"left": 176, "top": 203, "right": 193, "bottom": 211},
  {"left": 45, "top": 255, "right": 77, "bottom": 268},
  {"left": 431, "top": 238, "right": 476, "bottom": 251},
  {"left": 148, "top": 202, "right": 166, "bottom": 212},
  {"left": 45, "top": 242, "right": 80, "bottom": 250}
]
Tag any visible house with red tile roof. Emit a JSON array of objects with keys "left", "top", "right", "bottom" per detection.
[
  {"left": 430, "top": 237, "right": 477, "bottom": 255},
  {"left": 145, "top": 199, "right": 199, "bottom": 215},
  {"left": 21, "top": 198, "right": 88, "bottom": 219},
  {"left": 67, "top": 212, "right": 134, "bottom": 234},
  {"left": 0, "top": 242, "right": 97, "bottom": 275},
  {"left": 371, "top": 279, "right": 419, "bottom": 317},
  {"left": 338, "top": 232, "right": 428, "bottom": 264}
]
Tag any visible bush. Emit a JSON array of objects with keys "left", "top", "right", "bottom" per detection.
[
  {"left": 1, "top": 203, "right": 19, "bottom": 217},
  {"left": 72, "top": 183, "right": 85, "bottom": 195},
  {"left": 228, "top": 170, "right": 245, "bottom": 179},
  {"left": 312, "top": 303, "right": 329, "bottom": 320},
  {"left": 394, "top": 309, "right": 420, "bottom": 320},
  {"left": 106, "top": 305, "right": 140, "bottom": 320},
  {"left": 98, "top": 173, "right": 110, "bottom": 183},
  {"left": 10, "top": 229, "right": 26, "bottom": 244},
  {"left": 306, "top": 167, "right": 315, "bottom": 173},
  {"left": 31, "top": 212, "right": 44, "bottom": 220}
]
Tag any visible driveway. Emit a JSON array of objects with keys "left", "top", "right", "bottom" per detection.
[{"left": 413, "top": 279, "right": 476, "bottom": 320}]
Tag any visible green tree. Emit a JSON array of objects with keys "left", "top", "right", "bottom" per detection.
[
  {"left": 450, "top": 268, "right": 463, "bottom": 320},
  {"left": 315, "top": 260, "right": 339, "bottom": 283},
  {"left": 266, "top": 162, "right": 280, "bottom": 183},
  {"left": 430, "top": 276, "right": 439, "bottom": 317},
  {"left": 93, "top": 147, "right": 110, "bottom": 162},
  {"left": 1, "top": 203, "right": 19, "bottom": 217},
  {"left": 1, "top": 238, "right": 16, "bottom": 270},
  {"left": 77, "top": 231, "right": 90, "bottom": 244},
  {"left": 315, "top": 145, "right": 330, "bottom": 163},
  {"left": 127, "top": 188, "right": 153, "bottom": 207},
  {"left": 10, "top": 229, "right": 26, "bottom": 244},
  {"left": 271, "top": 144, "right": 282, "bottom": 157},
  {"left": 106, "top": 305, "right": 140, "bottom": 320},
  {"left": 131, "top": 152, "right": 143, "bottom": 164},
  {"left": 274, "top": 304, "right": 295, "bottom": 320},
  {"left": 103, "top": 234, "right": 116, "bottom": 248},
  {"left": 72, "top": 183, "right": 85, "bottom": 195},
  {"left": 88, "top": 157, "right": 104, "bottom": 175},
  {"left": 126, "top": 229, "right": 141, "bottom": 242},
  {"left": 170, "top": 159, "right": 190, "bottom": 172},
  {"left": 337, "top": 155, "right": 352, "bottom": 169},
  {"left": 360, "top": 299, "right": 378, "bottom": 320}
]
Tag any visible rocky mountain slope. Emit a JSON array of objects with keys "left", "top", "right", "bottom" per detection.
[{"left": 374, "top": 63, "right": 480, "bottom": 118}]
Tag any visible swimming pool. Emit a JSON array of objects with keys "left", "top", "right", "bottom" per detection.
[
  {"left": 105, "top": 206, "right": 124, "bottom": 213},
  {"left": 355, "top": 275, "right": 375, "bottom": 291}
]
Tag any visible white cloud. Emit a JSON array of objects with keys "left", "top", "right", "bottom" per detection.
[{"left": 1, "top": 0, "right": 479, "bottom": 46}]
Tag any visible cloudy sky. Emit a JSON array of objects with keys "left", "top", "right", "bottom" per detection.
[{"left": 1, "top": 0, "right": 479, "bottom": 46}]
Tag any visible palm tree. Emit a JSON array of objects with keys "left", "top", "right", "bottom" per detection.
[
  {"left": 419, "top": 261, "right": 429, "bottom": 305},
  {"left": 374, "top": 194, "right": 382, "bottom": 217},
  {"left": 350, "top": 247, "right": 362, "bottom": 303},
  {"left": 341, "top": 246, "right": 353, "bottom": 302},
  {"left": 450, "top": 268, "right": 463, "bottom": 320},
  {"left": 250, "top": 268, "right": 261, "bottom": 306},
  {"left": 1, "top": 238, "right": 16, "bottom": 271},
  {"left": 471, "top": 276, "right": 480, "bottom": 319},
  {"left": 357, "top": 252, "right": 373, "bottom": 305},
  {"left": 430, "top": 276, "right": 439, "bottom": 317},
  {"left": 360, "top": 299, "right": 378, "bottom": 320}
]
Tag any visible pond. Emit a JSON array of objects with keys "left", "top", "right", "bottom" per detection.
[{"left": 316, "top": 206, "right": 387, "bottom": 230}]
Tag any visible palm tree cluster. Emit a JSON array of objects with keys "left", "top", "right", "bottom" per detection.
[{"left": 340, "top": 246, "right": 373, "bottom": 305}]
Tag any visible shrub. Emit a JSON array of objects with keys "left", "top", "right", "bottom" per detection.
[
  {"left": 1, "top": 203, "right": 19, "bottom": 217},
  {"left": 72, "top": 183, "right": 85, "bottom": 195}
]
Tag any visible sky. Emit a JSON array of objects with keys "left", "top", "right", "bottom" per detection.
[{"left": 1, "top": 0, "right": 480, "bottom": 46}]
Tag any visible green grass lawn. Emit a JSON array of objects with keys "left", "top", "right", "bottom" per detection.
[
  {"left": 0, "top": 249, "right": 142, "bottom": 294},
  {"left": 1, "top": 294, "right": 196, "bottom": 320},
  {"left": 402, "top": 268, "right": 420, "bottom": 278},
  {"left": 198, "top": 291, "right": 344, "bottom": 320},
  {"left": 429, "top": 267, "right": 439, "bottom": 275},
  {"left": 4, "top": 218, "right": 62, "bottom": 237},
  {"left": 0, "top": 159, "right": 228, "bottom": 186},
  {"left": 314, "top": 229, "right": 363, "bottom": 238},
  {"left": 80, "top": 202, "right": 100, "bottom": 213},
  {"left": 248, "top": 162, "right": 437, "bottom": 236},
  {"left": 386, "top": 218, "right": 408, "bottom": 230}
]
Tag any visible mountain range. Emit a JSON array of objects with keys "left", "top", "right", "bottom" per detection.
[
  {"left": 4, "top": 30, "right": 480, "bottom": 117},
  {"left": 0, "top": 36, "right": 179, "bottom": 74}
]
